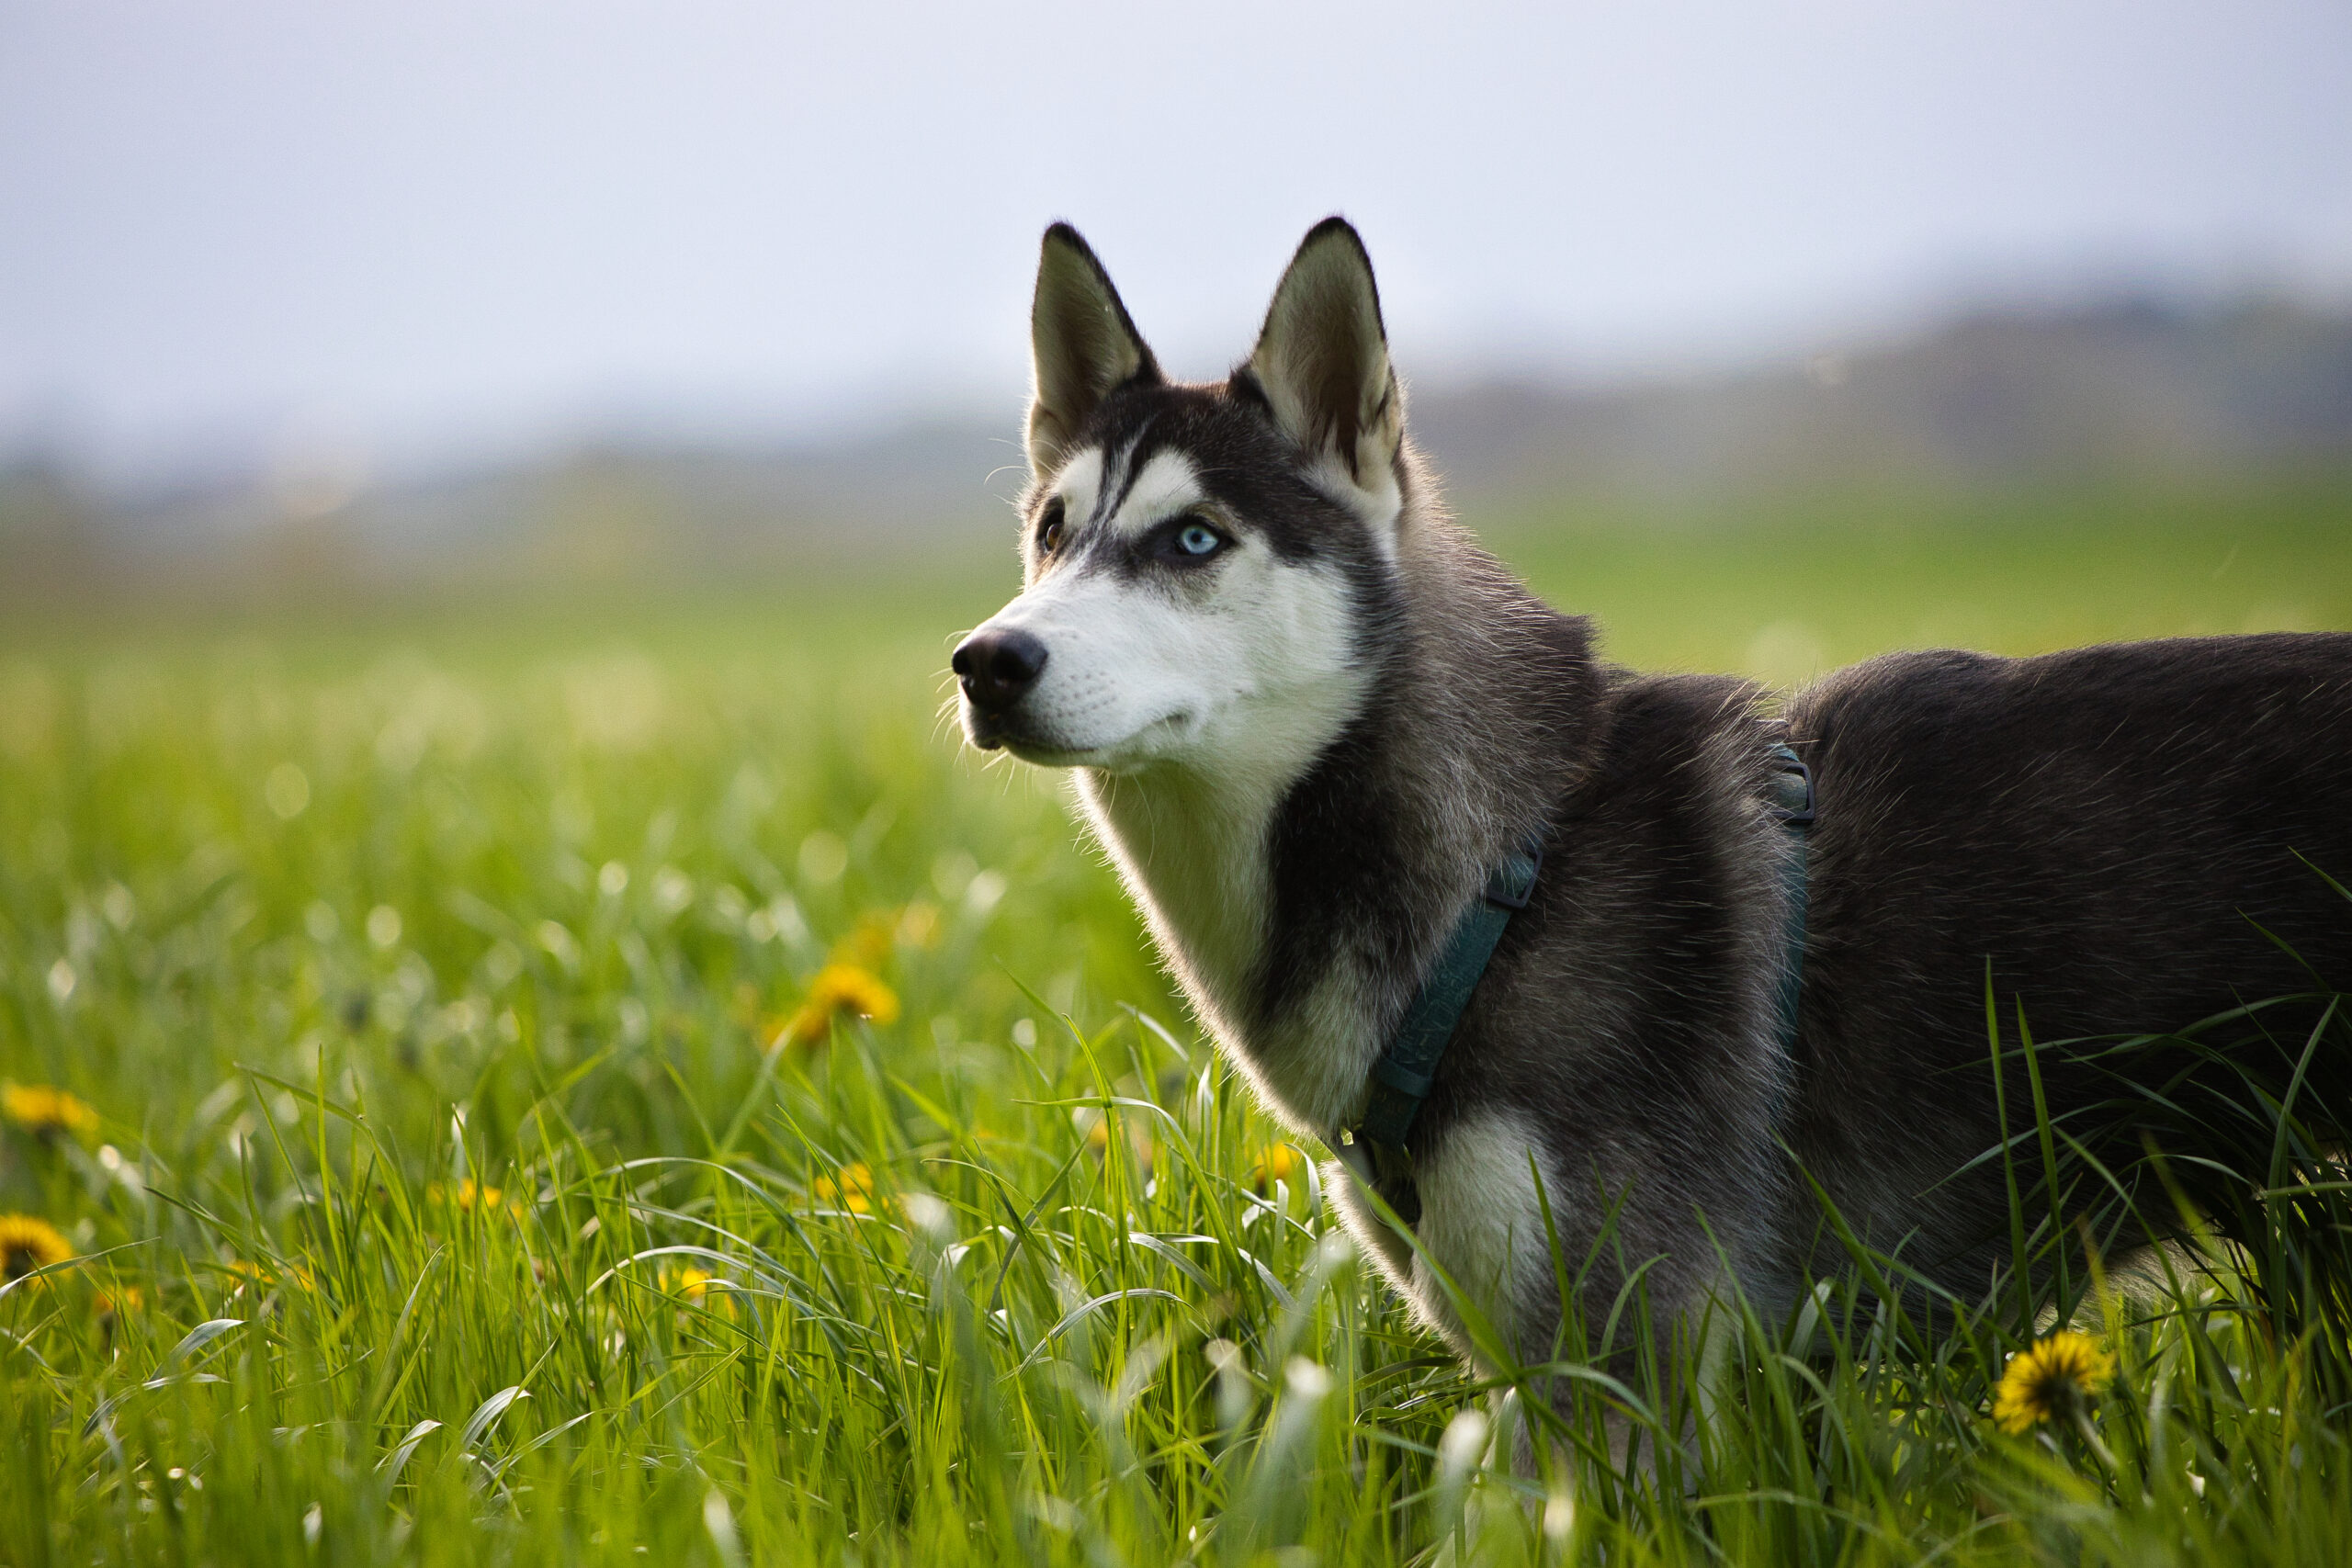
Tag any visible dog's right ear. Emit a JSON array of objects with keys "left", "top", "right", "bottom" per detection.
[{"left": 1028, "top": 223, "right": 1159, "bottom": 476}]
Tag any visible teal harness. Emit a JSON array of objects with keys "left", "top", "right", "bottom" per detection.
[{"left": 1337, "top": 742, "right": 1815, "bottom": 1225}]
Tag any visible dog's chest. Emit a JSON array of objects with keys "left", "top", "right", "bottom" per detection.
[
  {"left": 1076, "top": 771, "right": 1379, "bottom": 1136},
  {"left": 1079, "top": 773, "right": 1265, "bottom": 1011}
]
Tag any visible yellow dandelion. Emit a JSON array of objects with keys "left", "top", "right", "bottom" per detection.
[
  {"left": 96, "top": 1283, "right": 146, "bottom": 1321},
  {"left": 0, "top": 1214, "right": 74, "bottom": 1284},
  {"left": 1994, "top": 1330, "right": 2116, "bottom": 1434},
  {"left": 225, "top": 1258, "right": 317, "bottom": 1297},
  {"left": 809, "top": 1162, "right": 876, "bottom": 1213},
  {"left": 1250, "top": 1143, "right": 1304, "bottom": 1193},
  {"left": 657, "top": 1264, "right": 739, "bottom": 1318},
  {"left": 775, "top": 964, "right": 900, "bottom": 1048},
  {"left": 427, "top": 1178, "right": 514, "bottom": 1213},
  {"left": 424, "top": 1178, "right": 524, "bottom": 1215},
  {"left": 1082, "top": 1111, "right": 1153, "bottom": 1172},
  {"left": 4, "top": 1084, "right": 99, "bottom": 1142}
]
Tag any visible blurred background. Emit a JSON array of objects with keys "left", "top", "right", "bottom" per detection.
[{"left": 4, "top": 0, "right": 2349, "bottom": 670}]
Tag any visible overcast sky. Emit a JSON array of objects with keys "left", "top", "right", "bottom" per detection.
[{"left": 4, "top": 1, "right": 2349, "bottom": 480}]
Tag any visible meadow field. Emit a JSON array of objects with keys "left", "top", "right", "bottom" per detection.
[{"left": 6, "top": 479, "right": 2352, "bottom": 1565}]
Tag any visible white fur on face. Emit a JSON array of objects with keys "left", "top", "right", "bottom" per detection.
[
  {"left": 1048, "top": 446, "right": 1105, "bottom": 546},
  {"left": 969, "top": 444, "right": 1369, "bottom": 782},
  {"left": 1095, "top": 448, "right": 1198, "bottom": 538}
]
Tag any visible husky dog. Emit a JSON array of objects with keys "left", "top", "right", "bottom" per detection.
[{"left": 952, "top": 218, "right": 2352, "bottom": 1390}]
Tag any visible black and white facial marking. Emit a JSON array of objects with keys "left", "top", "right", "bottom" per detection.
[
  {"left": 956, "top": 220, "right": 1408, "bottom": 782},
  {"left": 960, "top": 384, "right": 1395, "bottom": 777}
]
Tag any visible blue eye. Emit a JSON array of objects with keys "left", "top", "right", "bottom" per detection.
[{"left": 1175, "top": 522, "right": 1223, "bottom": 558}]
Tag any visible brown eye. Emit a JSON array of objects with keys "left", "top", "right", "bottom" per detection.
[{"left": 1036, "top": 501, "right": 1065, "bottom": 554}]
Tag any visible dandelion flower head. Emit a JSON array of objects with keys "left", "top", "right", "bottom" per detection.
[
  {"left": 810, "top": 1162, "right": 876, "bottom": 1213},
  {"left": 1250, "top": 1143, "right": 1304, "bottom": 1193},
  {"left": 776, "top": 964, "right": 900, "bottom": 1048},
  {"left": 1994, "top": 1329, "right": 2115, "bottom": 1434},
  {"left": 659, "top": 1264, "right": 739, "bottom": 1316},
  {"left": 429, "top": 1179, "right": 514, "bottom": 1213},
  {"left": 4, "top": 1084, "right": 99, "bottom": 1141},
  {"left": 0, "top": 1214, "right": 75, "bottom": 1283}
]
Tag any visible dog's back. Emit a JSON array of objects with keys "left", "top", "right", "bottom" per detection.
[{"left": 1785, "top": 631, "right": 2352, "bottom": 1278}]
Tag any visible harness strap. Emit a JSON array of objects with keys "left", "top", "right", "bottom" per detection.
[
  {"left": 1339, "top": 840, "right": 1542, "bottom": 1224},
  {"left": 1338, "top": 742, "right": 1816, "bottom": 1231}
]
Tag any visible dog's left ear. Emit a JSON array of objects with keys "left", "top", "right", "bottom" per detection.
[
  {"left": 1029, "top": 223, "right": 1161, "bottom": 476},
  {"left": 1243, "top": 218, "right": 1403, "bottom": 493}
]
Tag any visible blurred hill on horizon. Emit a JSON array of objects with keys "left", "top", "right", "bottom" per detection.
[{"left": 6, "top": 292, "right": 2349, "bottom": 609}]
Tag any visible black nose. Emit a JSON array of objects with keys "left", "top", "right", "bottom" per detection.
[{"left": 953, "top": 627, "right": 1048, "bottom": 712}]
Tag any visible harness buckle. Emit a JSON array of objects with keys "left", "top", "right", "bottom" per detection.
[
  {"left": 1482, "top": 842, "right": 1544, "bottom": 910},
  {"left": 1767, "top": 745, "right": 1815, "bottom": 828}
]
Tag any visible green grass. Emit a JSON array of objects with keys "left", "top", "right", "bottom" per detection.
[{"left": 5, "top": 489, "right": 2352, "bottom": 1565}]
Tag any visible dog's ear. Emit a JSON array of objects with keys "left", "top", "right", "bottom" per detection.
[
  {"left": 1028, "top": 223, "right": 1159, "bottom": 475},
  {"left": 1242, "top": 217, "right": 1402, "bottom": 491}
]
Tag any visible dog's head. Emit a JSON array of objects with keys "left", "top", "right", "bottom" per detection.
[{"left": 954, "top": 219, "right": 1409, "bottom": 778}]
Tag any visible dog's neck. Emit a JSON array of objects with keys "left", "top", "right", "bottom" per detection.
[{"left": 1075, "top": 519, "right": 1594, "bottom": 1138}]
